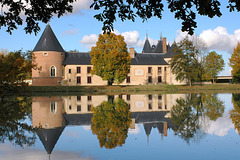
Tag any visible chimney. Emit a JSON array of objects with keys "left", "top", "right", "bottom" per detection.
[
  {"left": 163, "top": 37, "right": 167, "bottom": 53},
  {"left": 129, "top": 48, "right": 135, "bottom": 58}
]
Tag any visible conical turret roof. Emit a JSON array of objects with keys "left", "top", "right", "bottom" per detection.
[
  {"left": 142, "top": 37, "right": 152, "bottom": 53},
  {"left": 33, "top": 24, "right": 64, "bottom": 52},
  {"left": 37, "top": 126, "right": 65, "bottom": 154}
]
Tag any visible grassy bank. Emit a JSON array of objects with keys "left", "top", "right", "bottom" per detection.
[{"left": 29, "top": 84, "right": 240, "bottom": 96}]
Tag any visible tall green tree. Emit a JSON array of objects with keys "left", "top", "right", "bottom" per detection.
[
  {"left": 91, "top": 98, "right": 131, "bottom": 149},
  {"left": 229, "top": 42, "right": 240, "bottom": 83},
  {"left": 170, "top": 37, "right": 203, "bottom": 86},
  {"left": 90, "top": 33, "right": 131, "bottom": 85},
  {"left": 203, "top": 51, "right": 225, "bottom": 83}
]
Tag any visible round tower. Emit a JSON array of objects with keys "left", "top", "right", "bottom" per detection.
[{"left": 32, "top": 24, "right": 65, "bottom": 86}]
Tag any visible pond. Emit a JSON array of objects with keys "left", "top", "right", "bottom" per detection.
[{"left": 1, "top": 93, "right": 240, "bottom": 160}]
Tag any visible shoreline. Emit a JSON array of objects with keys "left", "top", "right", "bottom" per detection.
[{"left": 28, "top": 84, "right": 240, "bottom": 96}]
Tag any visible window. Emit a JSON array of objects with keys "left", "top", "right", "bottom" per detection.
[
  {"left": 88, "top": 96, "right": 92, "bottom": 101},
  {"left": 158, "top": 103, "right": 162, "bottom": 109},
  {"left": 164, "top": 67, "right": 167, "bottom": 71},
  {"left": 77, "top": 67, "right": 81, "bottom": 73},
  {"left": 148, "top": 67, "right": 152, "bottom": 73},
  {"left": 119, "top": 95, "right": 122, "bottom": 99},
  {"left": 50, "top": 66, "right": 56, "bottom": 77},
  {"left": 158, "top": 76, "right": 162, "bottom": 83},
  {"left": 69, "top": 79, "right": 71, "bottom": 82},
  {"left": 87, "top": 76, "right": 92, "bottom": 83},
  {"left": 77, "top": 105, "right": 81, "bottom": 112},
  {"left": 165, "top": 105, "right": 167, "bottom": 109},
  {"left": 148, "top": 94, "right": 152, "bottom": 100},
  {"left": 158, "top": 95, "right": 162, "bottom": 100},
  {"left": 77, "top": 76, "right": 81, "bottom": 84},
  {"left": 88, "top": 105, "right": 92, "bottom": 111},
  {"left": 69, "top": 69, "right": 71, "bottom": 74},
  {"left": 158, "top": 67, "right": 162, "bottom": 73},
  {"left": 128, "top": 104, "right": 131, "bottom": 109},
  {"left": 77, "top": 96, "right": 81, "bottom": 101},
  {"left": 148, "top": 76, "right": 152, "bottom": 83},
  {"left": 126, "top": 76, "right": 130, "bottom": 83},
  {"left": 50, "top": 102, "right": 57, "bottom": 114},
  {"left": 87, "top": 67, "right": 91, "bottom": 73},
  {"left": 69, "top": 105, "right": 72, "bottom": 110},
  {"left": 127, "top": 95, "right": 131, "bottom": 101},
  {"left": 43, "top": 52, "right": 48, "bottom": 56},
  {"left": 148, "top": 103, "right": 152, "bottom": 110}
]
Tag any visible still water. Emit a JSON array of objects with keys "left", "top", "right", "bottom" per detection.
[{"left": 1, "top": 93, "right": 240, "bottom": 160}]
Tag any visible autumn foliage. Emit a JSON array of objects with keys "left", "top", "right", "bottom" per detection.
[
  {"left": 91, "top": 98, "right": 131, "bottom": 149},
  {"left": 90, "top": 33, "right": 131, "bottom": 85},
  {"left": 229, "top": 42, "right": 240, "bottom": 83}
]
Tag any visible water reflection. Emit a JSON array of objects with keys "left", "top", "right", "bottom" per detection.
[
  {"left": 91, "top": 97, "right": 131, "bottom": 149},
  {"left": 171, "top": 93, "right": 224, "bottom": 144},
  {"left": 0, "top": 96, "right": 36, "bottom": 147},
  {"left": 31, "top": 93, "right": 240, "bottom": 156},
  {"left": 230, "top": 93, "right": 240, "bottom": 134},
  {"left": 32, "top": 94, "right": 184, "bottom": 154}
]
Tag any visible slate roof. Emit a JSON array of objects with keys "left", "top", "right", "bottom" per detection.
[
  {"left": 37, "top": 126, "right": 65, "bottom": 154},
  {"left": 131, "top": 53, "right": 169, "bottom": 65},
  {"left": 153, "top": 40, "right": 163, "bottom": 53},
  {"left": 63, "top": 52, "right": 169, "bottom": 65},
  {"left": 164, "top": 43, "right": 177, "bottom": 58},
  {"left": 33, "top": 24, "right": 65, "bottom": 52},
  {"left": 142, "top": 38, "right": 152, "bottom": 53},
  {"left": 62, "top": 52, "right": 91, "bottom": 65}
]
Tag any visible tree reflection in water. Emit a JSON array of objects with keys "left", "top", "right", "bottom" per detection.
[
  {"left": 171, "top": 93, "right": 224, "bottom": 144},
  {"left": 230, "top": 93, "right": 240, "bottom": 134},
  {"left": 0, "top": 95, "right": 37, "bottom": 147},
  {"left": 91, "top": 96, "right": 131, "bottom": 149}
]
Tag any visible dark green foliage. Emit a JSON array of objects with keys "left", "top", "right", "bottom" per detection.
[
  {"left": 170, "top": 37, "right": 202, "bottom": 86},
  {"left": 171, "top": 93, "right": 224, "bottom": 144},
  {"left": 0, "top": 96, "right": 37, "bottom": 147},
  {"left": 91, "top": 0, "right": 239, "bottom": 35},
  {"left": 0, "top": 0, "right": 76, "bottom": 34}
]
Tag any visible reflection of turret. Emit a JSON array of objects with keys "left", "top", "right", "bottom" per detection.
[
  {"left": 32, "top": 97, "right": 65, "bottom": 155},
  {"left": 37, "top": 127, "right": 65, "bottom": 154}
]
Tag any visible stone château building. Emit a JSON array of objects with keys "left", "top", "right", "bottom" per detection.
[{"left": 32, "top": 24, "right": 186, "bottom": 86}]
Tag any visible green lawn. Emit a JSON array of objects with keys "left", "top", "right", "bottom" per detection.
[{"left": 29, "top": 84, "right": 240, "bottom": 96}]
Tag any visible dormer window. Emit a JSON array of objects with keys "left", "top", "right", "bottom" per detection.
[{"left": 43, "top": 52, "right": 48, "bottom": 56}]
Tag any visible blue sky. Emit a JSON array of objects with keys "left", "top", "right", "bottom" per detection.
[{"left": 0, "top": 0, "right": 239, "bottom": 76}]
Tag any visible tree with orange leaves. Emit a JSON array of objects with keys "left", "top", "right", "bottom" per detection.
[
  {"left": 229, "top": 43, "right": 240, "bottom": 83},
  {"left": 90, "top": 33, "right": 131, "bottom": 85}
]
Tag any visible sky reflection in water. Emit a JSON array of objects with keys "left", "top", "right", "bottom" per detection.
[{"left": 1, "top": 93, "right": 240, "bottom": 160}]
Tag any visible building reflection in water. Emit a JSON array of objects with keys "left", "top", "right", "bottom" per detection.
[{"left": 32, "top": 94, "right": 186, "bottom": 154}]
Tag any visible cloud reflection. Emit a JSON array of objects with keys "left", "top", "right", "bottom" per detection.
[
  {"left": 0, "top": 144, "right": 94, "bottom": 160},
  {"left": 200, "top": 112, "right": 234, "bottom": 136}
]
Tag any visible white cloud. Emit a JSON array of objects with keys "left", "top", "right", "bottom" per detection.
[
  {"left": 80, "top": 34, "right": 98, "bottom": 49},
  {"left": 174, "top": 27, "right": 240, "bottom": 54},
  {"left": 71, "top": 0, "right": 93, "bottom": 14},
  {"left": 121, "top": 31, "right": 139, "bottom": 47},
  {"left": 199, "top": 27, "right": 240, "bottom": 53},
  {"left": 136, "top": 38, "right": 159, "bottom": 49},
  {"left": 80, "top": 30, "right": 141, "bottom": 49},
  {"left": 61, "top": 29, "right": 79, "bottom": 37}
]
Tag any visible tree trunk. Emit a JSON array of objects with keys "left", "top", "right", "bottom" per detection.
[
  {"left": 108, "top": 95, "right": 114, "bottom": 103},
  {"left": 108, "top": 78, "right": 114, "bottom": 85}
]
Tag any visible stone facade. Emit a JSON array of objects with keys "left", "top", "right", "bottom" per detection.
[{"left": 32, "top": 25, "right": 186, "bottom": 86}]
